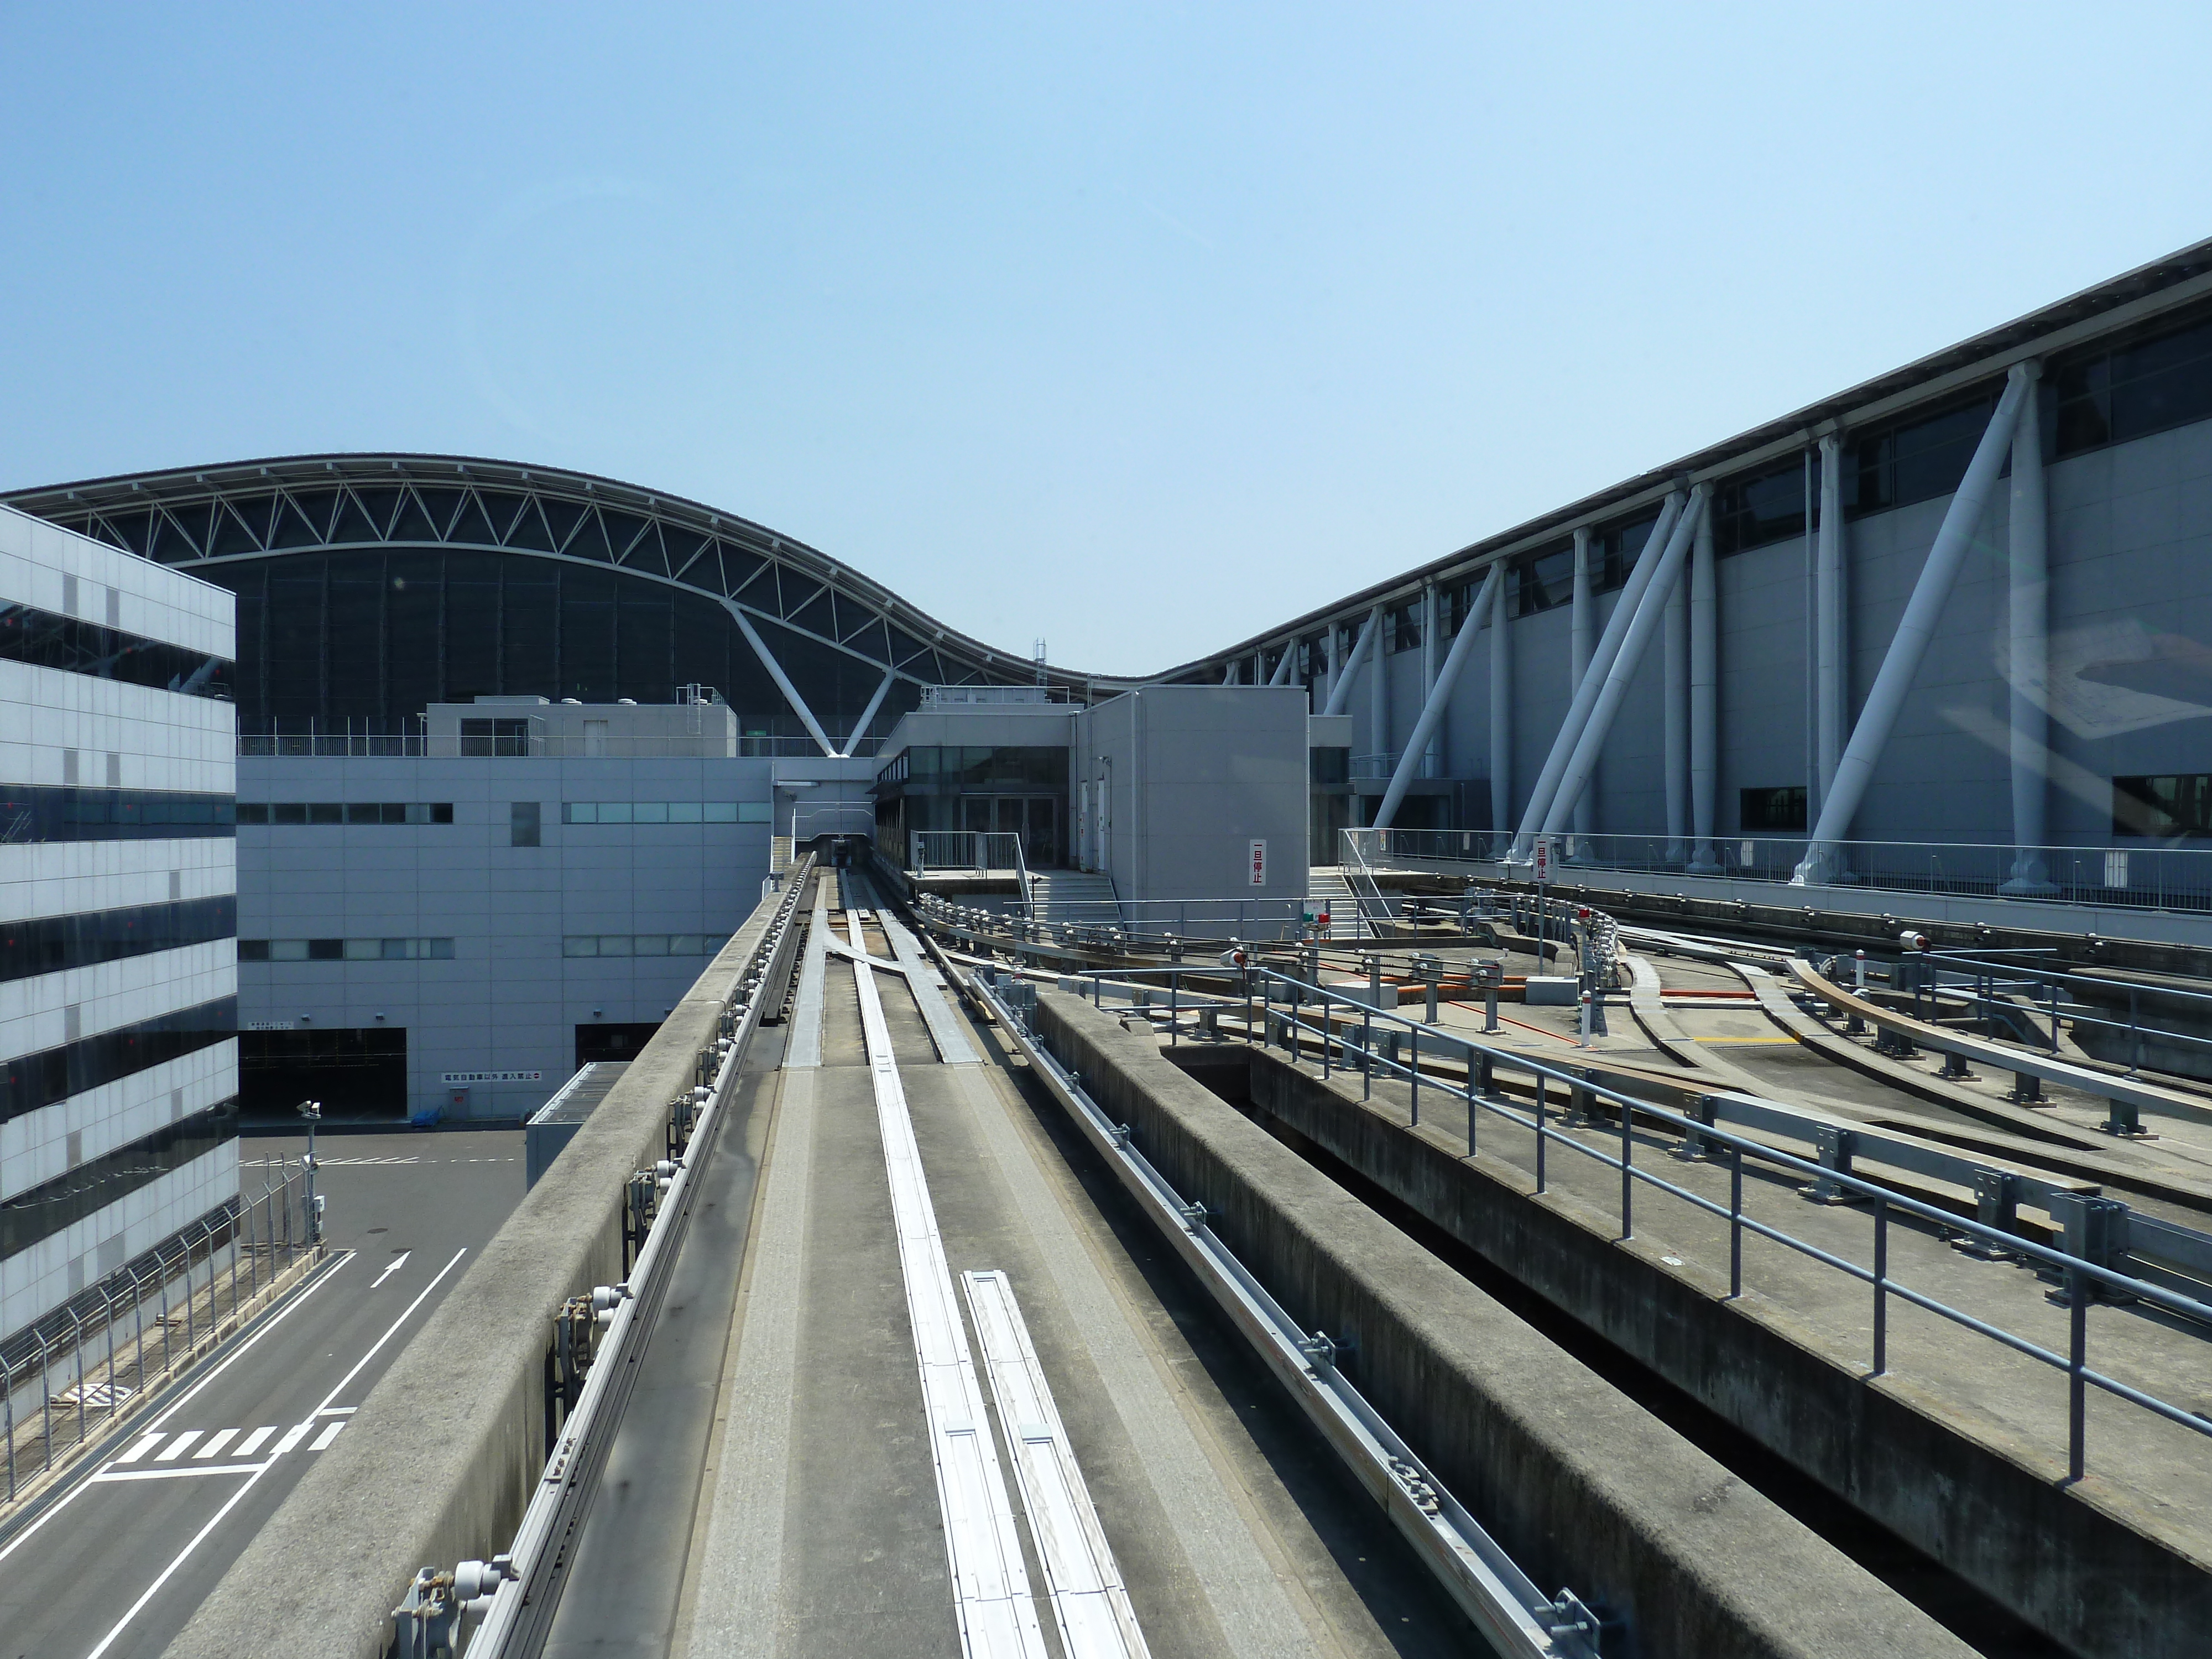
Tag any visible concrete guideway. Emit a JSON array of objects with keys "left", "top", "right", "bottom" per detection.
[{"left": 679, "top": 870, "right": 1474, "bottom": 1658}]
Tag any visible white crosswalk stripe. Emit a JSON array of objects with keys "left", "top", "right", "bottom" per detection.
[{"left": 98, "top": 1422, "right": 346, "bottom": 1481}]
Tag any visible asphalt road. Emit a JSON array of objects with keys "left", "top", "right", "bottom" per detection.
[{"left": 0, "top": 1129, "right": 526, "bottom": 1659}]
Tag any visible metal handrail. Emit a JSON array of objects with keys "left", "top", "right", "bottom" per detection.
[{"left": 1021, "top": 959, "right": 2212, "bottom": 1486}]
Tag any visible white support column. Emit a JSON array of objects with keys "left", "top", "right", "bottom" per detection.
[
  {"left": 1663, "top": 570, "right": 1688, "bottom": 862},
  {"left": 1489, "top": 570, "right": 1511, "bottom": 836},
  {"left": 1543, "top": 489, "right": 1710, "bottom": 836},
  {"left": 1802, "top": 447, "right": 1819, "bottom": 828},
  {"left": 725, "top": 601, "right": 837, "bottom": 757},
  {"left": 1223, "top": 659, "right": 1239, "bottom": 686},
  {"left": 1815, "top": 433, "right": 1846, "bottom": 812},
  {"left": 1375, "top": 567, "right": 1500, "bottom": 829},
  {"left": 1688, "top": 500, "right": 1720, "bottom": 872},
  {"left": 841, "top": 668, "right": 898, "bottom": 758},
  {"left": 1795, "top": 367, "right": 2034, "bottom": 884},
  {"left": 1512, "top": 492, "right": 1686, "bottom": 855},
  {"left": 1370, "top": 607, "right": 1391, "bottom": 781},
  {"left": 1267, "top": 641, "right": 1295, "bottom": 686},
  {"left": 1321, "top": 607, "right": 1381, "bottom": 718},
  {"left": 1569, "top": 528, "right": 1594, "bottom": 839},
  {"left": 1421, "top": 583, "right": 1441, "bottom": 778},
  {"left": 2004, "top": 363, "right": 2054, "bottom": 894},
  {"left": 1322, "top": 622, "right": 1342, "bottom": 710}
]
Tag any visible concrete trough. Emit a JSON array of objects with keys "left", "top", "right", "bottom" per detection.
[{"left": 1035, "top": 992, "right": 1975, "bottom": 1659}]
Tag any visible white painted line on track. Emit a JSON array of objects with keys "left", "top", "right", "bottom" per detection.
[
  {"left": 0, "top": 1246, "right": 355, "bottom": 1573},
  {"left": 193, "top": 1430, "right": 239, "bottom": 1460},
  {"left": 233, "top": 1426, "right": 276, "bottom": 1457},
  {"left": 848, "top": 920, "right": 1049, "bottom": 1659},
  {"left": 369, "top": 1250, "right": 411, "bottom": 1289},
  {"left": 309, "top": 1421, "right": 345, "bottom": 1452},
  {"left": 116, "top": 1434, "right": 162, "bottom": 1464},
  {"left": 315, "top": 1405, "right": 357, "bottom": 1416},
  {"left": 153, "top": 1432, "right": 201, "bottom": 1462},
  {"left": 93, "top": 1463, "right": 267, "bottom": 1483},
  {"left": 76, "top": 1246, "right": 471, "bottom": 1659},
  {"left": 270, "top": 1423, "right": 310, "bottom": 1456},
  {"left": 962, "top": 1270, "right": 1150, "bottom": 1659}
]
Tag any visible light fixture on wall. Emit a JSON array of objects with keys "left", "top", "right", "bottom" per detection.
[
  {"left": 374, "top": 1011, "right": 386, "bottom": 1021},
  {"left": 592, "top": 1007, "right": 603, "bottom": 1018}
]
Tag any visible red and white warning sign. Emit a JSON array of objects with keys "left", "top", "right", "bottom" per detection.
[
  {"left": 1533, "top": 836, "right": 1552, "bottom": 884},
  {"left": 1248, "top": 839, "right": 1268, "bottom": 886}
]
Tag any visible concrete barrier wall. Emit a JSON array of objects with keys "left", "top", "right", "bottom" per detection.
[
  {"left": 1035, "top": 993, "right": 1975, "bottom": 1659},
  {"left": 168, "top": 867, "right": 811, "bottom": 1659},
  {"left": 1235, "top": 1044, "right": 2212, "bottom": 1659}
]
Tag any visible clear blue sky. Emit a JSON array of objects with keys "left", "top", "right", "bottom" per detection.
[{"left": 5, "top": 4, "right": 2209, "bottom": 676}]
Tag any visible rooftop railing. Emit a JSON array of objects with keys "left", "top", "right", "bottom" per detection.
[
  {"left": 973, "top": 959, "right": 2212, "bottom": 1489},
  {"left": 1350, "top": 827, "right": 2212, "bottom": 915}
]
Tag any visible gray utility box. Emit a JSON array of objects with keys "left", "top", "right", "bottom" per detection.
[
  {"left": 1523, "top": 976, "right": 1582, "bottom": 1006},
  {"left": 525, "top": 1062, "right": 628, "bottom": 1188}
]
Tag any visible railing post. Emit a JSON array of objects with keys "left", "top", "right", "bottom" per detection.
[
  {"left": 1410, "top": 1029, "right": 1420, "bottom": 1125},
  {"left": 2, "top": 1354, "right": 14, "bottom": 1499},
  {"left": 2068, "top": 1276, "right": 2089, "bottom": 1483},
  {"left": 1729, "top": 1146, "right": 1744, "bottom": 1299},
  {"left": 1619, "top": 1097, "right": 1632, "bottom": 1240},
  {"left": 1534, "top": 1074, "right": 1547, "bottom": 1193},
  {"left": 1170, "top": 973, "right": 1179, "bottom": 1050},
  {"left": 1872, "top": 1198, "right": 1890, "bottom": 1376},
  {"left": 1324, "top": 995, "right": 1334, "bottom": 1081}
]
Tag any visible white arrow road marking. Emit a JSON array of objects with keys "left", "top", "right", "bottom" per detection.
[{"left": 369, "top": 1250, "right": 411, "bottom": 1289}]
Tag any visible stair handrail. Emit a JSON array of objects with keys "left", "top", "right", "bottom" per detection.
[{"left": 1338, "top": 827, "right": 1392, "bottom": 939}]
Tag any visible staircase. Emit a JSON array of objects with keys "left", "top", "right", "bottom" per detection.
[
  {"left": 1308, "top": 868, "right": 1358, "bottom": 938},
  {"left": 770, "top": 835, "right": 793, "bottom": 875},
  {"left": 1027, "top": 868, "right": 1120, "bottom": 922}
]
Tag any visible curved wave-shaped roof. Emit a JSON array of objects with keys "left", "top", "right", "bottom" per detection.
[{"left": 2, "top": 452, "right": 1144, "bottom": 704}]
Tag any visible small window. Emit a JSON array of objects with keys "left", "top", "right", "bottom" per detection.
[
  {"left": 1739, "top": 786, "right": 1807, "bottom": 832},
  {"left": 632, "top": 801, "right": 669, "bottom": 825},
  {"left": 343, "top": 938, "right": 380, "bottom": 960},
  {"left": 237, "top": 939, "right": 270, "bottom": 961},
  {"left": 2114, "top": 774, "right": 2212, "bottom": 837},
  {"left": 564, "top": 936, "right": 598, "bottom": 957},
  {"left": 269, "top": 939, "right": 308, "bottom": 961},
  {"left": 1514, "top": 545, "right": 1574, "bottom": 617},
  {"left": 633, "top": 934, "right": 670, "bottom": 956},
  {"left": 670, "top": 934, "right": 703, "bottom": 955},
  {"left": 431, "top": 802, "right": 454, "bottom": 825},
  {"left": 703, "top": 801, "right": 737, "bottom": 822},
  {"left": 382, "top": 938, "right": 412, "bottom": 959},
  {"left": 598, "top": 935, "right": 632, "bottom": 956},
  {"left": 235, "top": 803, "right": 269, "bottom": 825},
  {"left": 598, "top": 802, "right": 633, "bottom": 825},
  {"left": 667, "top": 801, "right": 702, "bottom": 823},
  {"left": 380, "top": 802, "right": 409, "bottom": 824},
  {"left": 309, "top": 802, "right": 343, "bottom": 825},
  {"left": 564, "top": 802, "right": 596, "bottom": 824},
  {"left": 346, "top": 802, "right": 381, "bottom": 824},
  {"left": 427, "top": 937, "right": 454, "bottom": 959},
  {"left": 511, "top": 801, "right": 541, "bottom": 847},
  {"left": 405, "top": 802, "right": 431, "bottom": 825},
  {"left": 307, "top": 938, "right": 344, "bottom": 961},
  {"left": 272, "top": 803, "right": 307, "bottom": 825}
]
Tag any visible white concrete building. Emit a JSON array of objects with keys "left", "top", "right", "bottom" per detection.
[
  {"left": 0, "top": 504, "right": 238, "bottom": 1343},
  {"left": 231, "top": 698, "right": 873, "bottom": 1123}
]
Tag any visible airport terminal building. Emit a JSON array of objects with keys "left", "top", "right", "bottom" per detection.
[{"left": 9, "top": 235, "right": 2212, "bottom": 1126}]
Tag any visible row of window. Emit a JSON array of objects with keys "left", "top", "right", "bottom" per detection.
[
  {"left": 561, "top": 801, "right": 772, "bottom": 823},
  {"left": 561, "top": 934, "right": 731, "bottom": 957},
  {"left": 878, "top": 747, "right": 1067, "bottom": 792},
  {"left": 1, "top": 996, "right": 237, "bottom": 1126},
  {"left": 236, "top": 801, "right": 453, "bottom": 825},
  {"left": 0, "top": 896, "right": 237, "bottom": 986},
  {"left": 2115, "top": 774, "right": 2212, "bottom": 837},
  {"left": 0, "top": 1103, "right": 237, "bottom": 1259},
  {"left": 0, "top": 787, "right": 235, "bottom": 843},
  {"left": 0, "top": 600, "right": 233, "bottom": 700},
  {"left": 238, "top": 938, "right": 455, "bottom": 962}
]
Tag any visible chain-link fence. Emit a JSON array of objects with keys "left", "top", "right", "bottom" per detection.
[{"left": 0, "top": 1157, "right": 320, "bottom": 1506}]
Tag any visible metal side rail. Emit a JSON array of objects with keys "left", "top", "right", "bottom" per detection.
[
  {"left": 970, "top": 973, "right": 1603, "bottom": 1659},
  {"left": 404, "top": 858, "right": 816, "bottom": 1658}
]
